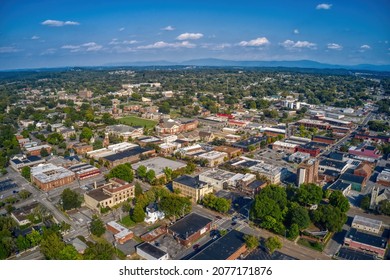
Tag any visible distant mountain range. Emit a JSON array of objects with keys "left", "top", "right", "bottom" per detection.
[{"left": 105, "top": 58, "right": 390, "bottom": 72}]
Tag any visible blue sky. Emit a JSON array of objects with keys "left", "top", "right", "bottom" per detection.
[{"left": 0, "top": 0, "right": 389, "bottom": 69}]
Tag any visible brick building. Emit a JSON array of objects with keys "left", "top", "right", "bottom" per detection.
[
  {"left": 173, "top": 175, "right": 213, "bottom": 203},
  {"left": 31, "top": 163, "right": 75, "bottom": 191},
  {"left": 296, "top": 158, "right": 319, "bottom": 186}
]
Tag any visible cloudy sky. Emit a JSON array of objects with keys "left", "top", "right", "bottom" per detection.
[{"left": 0, "top": 0, "right": 389, "bottom": 69}]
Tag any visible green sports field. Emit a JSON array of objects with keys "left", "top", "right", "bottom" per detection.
[{"left": 119, "top": 116, "right": 158, "bottom": 128}]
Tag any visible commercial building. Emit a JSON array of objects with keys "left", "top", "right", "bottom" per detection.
[
  {"left": 84, "top": 178, "right": 135, "bottom": 211},
  {"left": 297, "top": 119, "right": 331, "bottom": 130},
  {"left": 198, "top": 169, "right": 238, "bottom": 191},
  {"left": 288, "top": 152, "right": 311, "bottom": 164},
  {"left": 132, "top": 157, "right": 187, "bottom": 179},
  {"left": 106, "top": 124, "right": 144, "bottom": 140},
  {"left": 71, "top": 143, "right": 93, "bottom": 155},
  {"left": 319, "top": 159, "right": 349, "bottom": 174},
  {"left": 312, "top": 135, "right": 336, "bottom": 145},
  {"left": 173, "top": 175, "right": 213, "bottom": 203},
  {"left": 25, "top": 144, "right": 52, "bottom": 156},
  {"left": 327, "top": 180, "right": 351, "bottom": 195},
  {"left": 232, "top": 136, "right": 266, "bottom": 152},
  {"left": 376, "top": 169, "right": 390, "bottom": 187},
  {"left": 10, "top": 155, "right": 45, "bottom": 171},
  {"left": 191, "top": 230, "right": 247, "bottom": 260},
  {"left": 339, "top": 173, "right": 366, "bottom": 192},
  {"left": 102, "top": 146, "right": 155, "bottom": 168},
  {"left": 168, "top": 213, "right": 213, "bottom": 246},
  {"left": 351, "top": 215, "right": 382, "bottom": 234},
  {"left": 348, "top": 144, "right": 381, "bottom": 161},
  {"left": 106, "top": 221, "right": 134, "bottom": 244},
  {"left": 272, "top": 141, "right": 297, "bottom": 153},
  {"left": 344, "top": 228, "right": 387, "bottom": 258},
  {"left": 67, "top": 163, "right": 101, "bottom": 180},
  {"left": 86, "top": 142, "right": 139, "bottom": 159},
  {"left": 198, "top": 151, "right": 228, "bottom": 167},
  {"left": 296, "top": 143, "right": 322, "bottom": 157},
  {"left": 31, "top": 163, "right": 75, "bottom": 191},
  {"left": 155, "top": 119, "right": 198, "bottom": 135},
  {"left": 296, "top": 158, "right": 319, "bottom": 186},
  {"left": 136, "top": 242, "right": 169, "bottom": 260},
  {"left": 213, "top": 145, "right": 242, "bottom": 159}
]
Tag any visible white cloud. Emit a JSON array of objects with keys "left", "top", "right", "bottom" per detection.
[
  {"left": 62, "top": 42, "right": 102, "bottom": 52},
  {"left": 201, "top": 43, "right": 231, "bottom": 50},
  {"left": 138, "top": 41, "right": 196, "bottom": 49},
  {"left": 176, "top": 33, "right": 203, "bottom": 40},
  {"left": 41, "top": 19, "right": 80, "bottom": 27},
  {"left": 109, "top": 39, "right": 138, "bottom": 45},
  {"left": 123, "top": 40, "right": 138, "bottom": 45},
  {"left": 119, "top": 27, "right": 125, "bottom": 31},
  {"left": 280, "top": 39, "right": 317, "bottom": 49},
  {"left": 360, "top": 44, "right": 371, "bottom": 49},
  {"left": 0, "top": 46, "right": 21, "bottom": 53},
  {"left": 316, "top": 3, "right": 332, "bottom": 10},
  {"left": 327, "top": 43, "right": 343, "bottom": 50},
  {"left": 293, "top": 29, "right": 299, "bottom": 34},
  {"left": 239, "top": 37, "right": 270, "bottom": 47},
  {"left": 162, "top": 25, "right": 175, "bottom": 31},
  {"left": 40, "top": 48, "right": 56, "bottom": 55},
  {"left": 31, "top": 35, "right": 40, "bottom": 40}
]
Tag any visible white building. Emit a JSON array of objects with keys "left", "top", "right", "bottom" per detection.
[{"left": 144, "top": 204, "right": 165, "bottom": 224}]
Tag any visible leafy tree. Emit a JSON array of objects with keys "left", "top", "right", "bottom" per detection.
[
  {"left": 311, "top": 204, "right": 347, "bottom": 232},
  {"left": 131, "top": 204, "right": 145, "bottom": 223},
  {"left": 137, "top": 165, "right": 147, "bottom": 179},
  {"left": 244, "top": 235, "right": 259, "bottom": 250},
  {"left": 107, "top": 163, "right": 134, "bottom": 183},
  {"left": 21, "top": 166, "right": 31, "bottom": 181},
  {"left": 16, "top": 235, "right": 30, "bottom": 251},
  {"left": 93, "top": 139, "right": 103, "bottom": 150},
  {"left": 163, "top": 167, "right": 173, "bottom": 182},
  {"left": 61, "top": 188, "right": 82, "bottom": 210},
  {"left": 90, "top": 215, "right": 106, "bottom": 237},
  {"left": 79, "top": 127, "right": 93, "bottom": 141},
  {"left": 146, "top": 169, "right": 156, "bottom": 184},
  {"left": 46, "top": 132, "right": 64, "bottom": 145},
  {"left": 160, "top": 195, "right": 192, "bottom": 220},
  {"left": 296, "top": 183, "right": 323, "bottom": 206},
  {"left": 378, "top": 200, "right": 390, "bottom": 216},
  {"left": 201, "top": 194, "right": 231, "bottom": 213},
  {"left": 58, "top": 244, "right": 82, "bottom": 260},
  {"left": 40, "top": 231, "right": 65, "bottom": 260},
  {"left": 135, "top": 182, "right": 143, "bottom": 197},
  {"left": 360, "top": 195, "right": 371, "bottom": 211},
  {"left": 40, "top": 147, "right": 49, "bottom": 157},
  {"left": 329, "top": 191, "right": 350, "bottom": 213},
  {"left": 286, "top": 202, "right": 310, "bottom": 229},
  {"left": 84, "top": 241, "right": 115, "bottom": 260},
  {"left": 287, "top": 223, "right": 300, "bottom": 240},
  {"left": 265, "top": 236, "right": 282, "bottom": 254}
]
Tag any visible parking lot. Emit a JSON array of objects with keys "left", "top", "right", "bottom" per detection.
[{"left": 336, "top": 247, "right": 376, "bottom": 260}]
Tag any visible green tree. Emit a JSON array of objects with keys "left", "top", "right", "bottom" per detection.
[
  {"left": 90, "top": 215, "right": 106, "bottom": 237},
  {"left": 135, "top": 182, "right": 143, "bottom": 197},
  {"left": 40, "top": 147, "right": 49, "bottom": 157},
  {"left": 107, "top": 163, "right": 134, "bottom": 183},
  {"left": 146, "top": 169, "right": 156, "bottom": 184},
  {"left": 61, "top": 188, "right": 82, "bottom": 210},
  {"left": 131, "top": 204, "right": 145, "bottom": 223},
  {"left": 58, "top": 244, "right": 82, "bottom": 260},
  {"left": 79, "top": 127, "right": 93, "bottom": 141},
  {"left": 265, "top": 236, "right": 282, "bottom": 254},
  {"left": 360, "top": 195, "right": 371, "bottom": 211},
  {"left": 163, "top": 167, "right": 173, "bottom": 182},
  {"left": 287, "top": 223, "right": 300, "bottom": 240},
  {"left": 40, "top": 231, "right": 65, "bottom": 259},
  {"left": 286, "top": 202, "right": 310, "bottom": 229},
  {"left": 329, "top": 191, "right": 350, "bottom": 213},
  {"left": 160, "top": 195, "right": 192, "bottom": 220},
  {"left": 16, "top": 235, "right": 30, "bottom": 251},
  {"left": 84, "top": 241, "right": 115, "bottom": 260},
  {"left": 378, "top": 200, "right": 390, "bottom": 216},
  {"left": 311, "top": 204, "right": 347, "bottom": 232},
  {"left": 296, "top": 183, "right": 323, "bottom": 206},
  {"left": 201, "top": 193, "right": 231, "bottom": 213},
  {"left": 137, "top": 165, "right": 147, "bottom": 179},
  {"left": 244, "top": 235, "right": 259, "bottom": 250},
  {"left": 21, "top": 166, "right": 31, "bottom": 181}
]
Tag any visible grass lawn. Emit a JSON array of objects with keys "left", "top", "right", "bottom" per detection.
[
  {"left": 119, "top": 116, "right": 157, "bottom": 129},
  {"left": 119, "top": 215, "right": 136, "bottom": 228},
  {"left": 297, "top": 238, "right": 324, "bottom": 252}
]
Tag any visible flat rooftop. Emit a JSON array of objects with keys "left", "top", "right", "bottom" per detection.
[
  {"left": 173, "top": 175, "right": 207, "bottom": 189},
  {"left": 169, "top": 213, "right": 212, "bottom": 240},
  {"left": 137, "top": 242, "right": 167, "bottom": 259},
  {"left": 198, "top": 151, "right": 227, "bottom": 160},
  {"left": 103, "top": 146, "right": 151, "bottom": 162},
  {"left": 132, "top": 157, "right": 186, "bottom": 177},
  {"left": 31, "top": 163, "right": 75, "bottom": 183},
  {"left": 191, "top": 230, "right": 245, "bottom": 260},
  {"left": 199, "top": 169, "right": 237, "bottom": 182},
  {"left": 352, "top": 215, "right": 382, "bottom": 231},
  {"left": 85, "top": 188, "right": 111, "bottom": 202},
  {"left": 346, "top": 228, "right": 387, "bottom": 249},
  {"left": 273, "top": 141, "right": 297, "bottom": 148}
]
